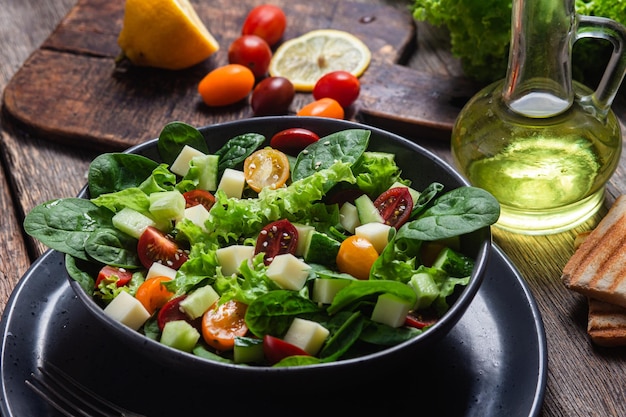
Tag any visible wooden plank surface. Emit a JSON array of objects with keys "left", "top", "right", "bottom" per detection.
[{"left": 1, "top": 0, "right": 479, "bottom": 151}]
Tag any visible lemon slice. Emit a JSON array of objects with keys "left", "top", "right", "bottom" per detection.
[
  {"left": 117, "top": 0, "right": 219, "bottom": 70},
  {"left": 269, "top": 29, "right": 371, "bottom": 92}
]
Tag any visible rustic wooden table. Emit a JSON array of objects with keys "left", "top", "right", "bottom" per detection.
[{"left": 2, "top": 0, "right": 626, "bottom": 416}]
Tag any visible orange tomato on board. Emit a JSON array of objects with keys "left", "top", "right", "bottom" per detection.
[
  {"left": 297, "top": 97, "right": 345, "bottom": 119},
  {"left": 198, "top": 64, "right": 255, "bottom": 106},
  {"left": 336, "top": 235, "right": 379, "bottom": 280}
]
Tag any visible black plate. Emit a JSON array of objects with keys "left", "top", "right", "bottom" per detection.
[{"left": 1, "top": 245, "right": 546, "bottom": 417}]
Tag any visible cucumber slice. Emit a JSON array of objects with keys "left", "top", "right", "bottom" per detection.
[
  {"left": 179, "top": 285, "right": 220, "bottom": 320},
  {"left": 409, "top": 272, "right": 440, "bottom": 309},
  {"left": 371, "top": 293, "right": 412, "bottom": 328},
  {"left": 112, "top": 207, "right": 156, "bottom": 239},
  {"left": 303, "top": 231, "right": 341, "bottom": 266},
  {"left": 432, "top": 247, "right": 475, "bottom": 277},
  {"left": 234, "top": 336, "right": 265, "bottom": 364},
  {"left": 149, "top": 190, "right": 186, "bottom": 222},
  {"left": 160, "top": 320, "right": 200, "bottom": 352},
  {"left": 354, "top": 194, "right": 384, "bottom": 224},
  {"left": 339, "top": 202, "right": 360, "bottom": 234},
  {"left": 191, "top": 154, "right": 220, "bottom": 191}
]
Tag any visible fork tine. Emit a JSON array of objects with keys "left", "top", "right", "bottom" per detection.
[{"left": 26, "top": 361, "right": 146, "bottom": 417}]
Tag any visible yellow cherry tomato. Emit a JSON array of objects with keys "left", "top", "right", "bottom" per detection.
[
  {"left": 296, "top": 97, "right": 345, "bottom": 119},
  {"left": 336, "top": 235, "right": 379, "bottom": 280},
  {"left": 198, "top": 64, "right": 255, "bottom": 106},
  {"left": 243, "top": 148, "right": 290, "bottom": 192}
]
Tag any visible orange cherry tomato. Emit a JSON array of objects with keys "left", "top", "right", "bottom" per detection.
[
  {"left": 336, "top": 235, "right": 379, "bottom": 280},
  {"left": 296, "top": 97, "right": 345, "bottom": 119},
  {"left": 198, "top": 64, "right": 255, "bottom": 107},
  {"left": 243, "top": 148, "right": 290, "bottom": 192},
  {"left": 135, "top": 276, "right": 174, "bottom": 315},
  {"left": 202, "top": 299, "right": 249, "bottom": 351}
]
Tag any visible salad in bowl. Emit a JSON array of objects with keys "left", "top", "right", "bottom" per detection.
[{"left": 24, "top": 117, "right": 499, "bottom": 377}]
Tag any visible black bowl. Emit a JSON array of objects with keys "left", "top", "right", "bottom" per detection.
[{"left": 70, "top": 116, "right": 491, "bottom": 386}]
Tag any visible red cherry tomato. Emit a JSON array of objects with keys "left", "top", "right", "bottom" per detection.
[
  {"left": 373, "top": 187, "right": 414, "bottom": 229},
  {"left": 228, "top": 35, "right": 272, "bottom": 78},
  {"left": 137, "top": 226, "right": 188, "bottom": 270},
  {"left": 183, "top": 189, "right": 215, "bottom": 211},
  {"left": 263, "top": 334, "right": 310, "bottom": 364},
  {"left": 198, "top": 64, "right": 255, "bottom": 107},
  {"left": 312, "top": 71, "right": 361, "bottom": 108},
  {"left": 296, "top": 98, "right": 345, "bottom": 119},
  {"left": 242, "top": 4, "right": 287, "bottom": 47},
  {"left": 95, "top": 265, "right": 133, "bottom": 288},
  {"left": 250, "top": 76, "right": 295, "bottom": 116},
  {"left": 269, "top": 128, "right": 319, "bottom": 156},
  {"left": 157, "top": 295, "right": 198, "bottom": 331},
  {"left": 254, "top": 219, "right": 299, "bottom": 265},
  {"left": 405, "top": 311, "right": 438, "bottom": 329}
]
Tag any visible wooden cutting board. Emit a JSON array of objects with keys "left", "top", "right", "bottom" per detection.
[{"left": 2, "top": 0, "right": 480, "bottom": 151}]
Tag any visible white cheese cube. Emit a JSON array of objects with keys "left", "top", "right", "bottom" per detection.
[
  {"left": 218, "top": 168, "right": 246, "bottom": 198},
  {"left": 103, "top": 291, "right": 151, "bottom": 331},
  {"left": 371, "top": 293, "right": 412, "bottom": 328},
  {"left": 265, "top": 253, "right": 311, "bottom": 291},
  {"left": 339, "top": 202, "right": 361, "bottom": 234},
  {"left": 355, "top": 222, "right": 393, "bottom": 253},
  {"left": 146, "top": 262, "right": 177, "bottom": 280},
  {"left": 170, "top": 145, "right": 206, "bottom": 176},
  {"left": 312, "top": 278, "right": 352, "bottom": 304},
  {"left": 283, "top": 318, "right": 330, "bottom": 355},
  {"left": 182, "top": 204, "right": 211, "bottom": 231},
  {"left": 216, "top": 245, "right": 255, "bottom": 276},
  {"left": 293, "top": 223, "right": 315, "bottom": 256}
]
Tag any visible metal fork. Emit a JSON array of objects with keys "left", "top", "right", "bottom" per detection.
[{"left": 25, "top": 361, "right": 146, "bottom": 417}]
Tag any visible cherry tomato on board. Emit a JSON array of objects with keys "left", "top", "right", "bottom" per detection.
[
  {"left": 269, "top": 127, "right": 319, "bottom": 156},
  {"left": 202, "top": 299, "right": 249, "bottom": 351},
  {"left": 198, "top": 64, "right": 255, "bottom": 107},
  {"left": 373, "top": 187, "right": 414, "bottom": 229},
  {"left": 313, "top": 70, "right": 361, "bottom": 108},
  {"left": 137, "top": 226, "right": 188, "bottom": 270},
  {"left": 250, "top": 76, "right": 295, "bottom": 116},
  {"left": 135, "top": 276, "right": 174, "bottom": 315},
  {"left": 241, "top": 4, "right": 287, "bottom": 47},
  {"left": 243, "top": 148, "right": 290, "bottom": 192},
  {"left": 263, "top": 334, "right": 310, "bottom": 365},
  {"left": 254, "top": 219, "right": 299, "bottom": 265},
  {"left": 95, "top": 265, "right": 133, "bottom": 288},
  {"left": 336, "top": 235, "right": 378, "bottom": 280},
  {"left": 228, "top": 35, "right": 272, "bottom": 78},
  {"left": 296, "top": 97, "right": 345, "bottom": 119},
  {"left": 183, "top": 189, "right": 215, "bottom": 211}
]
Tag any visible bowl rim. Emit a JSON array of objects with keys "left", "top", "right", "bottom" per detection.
[{"left": 70, "top": 116, "right": 492, "bottom": 374}]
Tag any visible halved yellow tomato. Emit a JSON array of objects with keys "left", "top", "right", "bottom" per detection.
[{"left": 243, "top": 148, "right": 290, "bottom": 192}]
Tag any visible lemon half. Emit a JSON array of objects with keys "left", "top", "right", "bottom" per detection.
[
  {"left": 269, "top": 29, "right": 371, "bottom": 92},
  {"left": 117, "top": 0, "right": 219, "bottom": 70}
]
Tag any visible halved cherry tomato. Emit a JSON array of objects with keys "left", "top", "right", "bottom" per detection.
[
  {"left": 241, "top": 4, "right": 287, "bottom": 46},
  {"left": 228, "top": 35, "right": 272, "bottom": 78},
  {"left": 183, "top": 189, "right": 215, "bottom": 211},
  {"left": 263, "top": 334, "right": 310, "bottom": 364},
  {"left": 198, "top": 64, "right": 255, "bottom": 107},
  {"left": 202, "top": 299, "right": 248, "bottom": 351},
  {"left": 158, "top": 295, "right": 191, "bottom": 331},
  {"left": 405, "top": 311, "right": 438, "bottom": 329},
  {"left": 137, "top": 226, "right": 188, "bottom": 270},
  {"left": 254, "top": 219, "right": 299, "bottom": 265},
  {"left": 250, "top": 76, "right": 295, "bottom": 116},
  {"left": 313, "top": 70, "right": 360, "bottom": 108},
  {"left": 243, "top": 148, "right": 290, "bottom": 192},
  {"left": 336, "top": 235, "right": 378, "bottom": 280},
  {"left": 373, "top": 187, "right": 414, "bottom": 229},
  {"left": 135, "top": 276, "right": 174, "bottom": 315},
  {"left": 269, "top": 128, "right": 319, "bottom": 156},
  {"left": 95, "top": 265, "right": 133, "bottom": 288},
  {"left": 296, "top": 98, "right": 345, "bottom": 119}
]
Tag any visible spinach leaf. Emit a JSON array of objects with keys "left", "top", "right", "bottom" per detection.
[
  {"left": 292, "top": 129, "right": 371, "bottom": 181},
  {"left": 398, "top": 186, "right": 500, "bottom": 241},
  {"left": 318, "top": 311, "right": 365, "bottom": 361},
  {"left": 65, "top": 254, "right": 99, "bottom": 293},
  {"left": 214, "top": 133, "right": 265, "bottom": 173},
  {"left": 327, "top": 280, "right": 417, "bottom": 315},
  {"left": 157, "top": 121, "right": 209, "bottom": 165},
  {"left": 84, "top": 228, "right": 140, "bottom": 268},
  {"left": 245, "top": 290, "right": 322, "bottom": 337},
  {"left": 359, "top": 320, "right": 422, "bottom": 345},
  {"left": 23, "top": 198, "right": 115, "bottom": 261},
  {"left": 88, "top": 153, "right": 159, "bottom": 198},
  {"left": 410, "top": 182, "right": 444, "bottom": 219}
]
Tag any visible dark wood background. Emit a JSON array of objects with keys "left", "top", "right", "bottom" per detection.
[{"left": 2, "top": 1, "right": 626, "bottom": 416}]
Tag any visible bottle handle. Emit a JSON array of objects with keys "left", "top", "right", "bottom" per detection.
[{"left": 575, "top": 15, "right": 626, "bottom": 114}]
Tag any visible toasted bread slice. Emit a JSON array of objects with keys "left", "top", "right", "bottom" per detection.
[
  {"left": 562, "top": 195, "right": 626, "bottom": 308},
  {"left": 587, "top": 298, "right": 626, "bottom": 347}
]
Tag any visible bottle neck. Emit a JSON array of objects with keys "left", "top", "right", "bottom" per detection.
[{"left": 503, "top": 0, "right": 575, "bottom": 117}]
